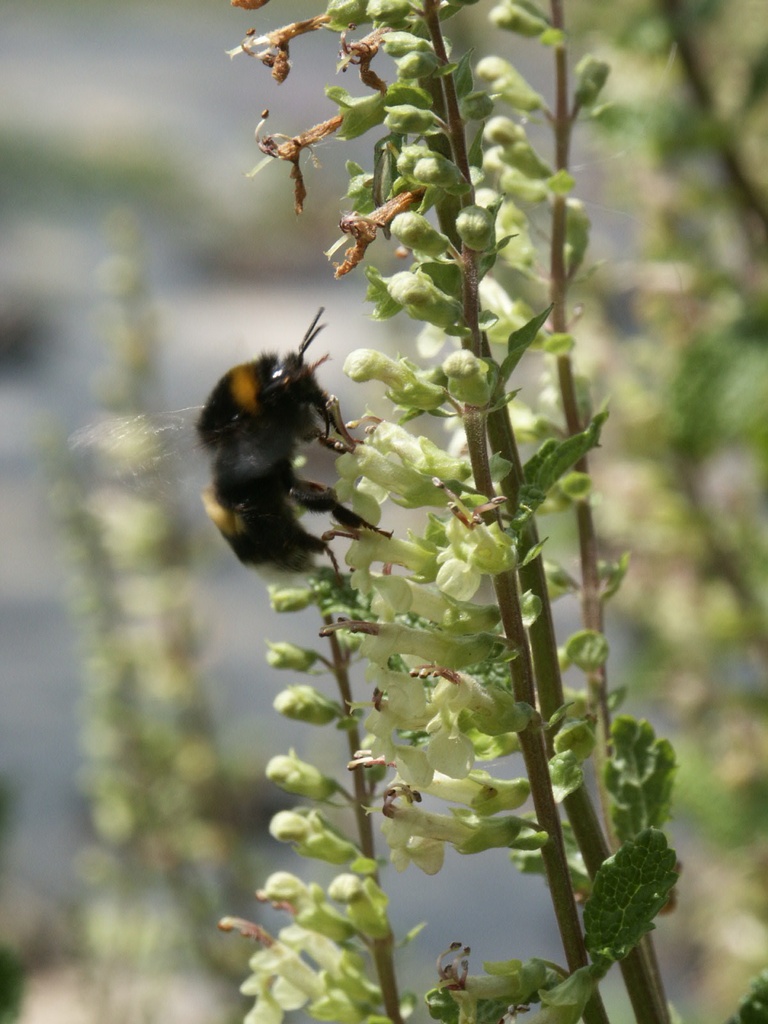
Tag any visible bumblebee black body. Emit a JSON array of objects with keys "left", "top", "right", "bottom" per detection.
[{"left": 196, "top": 309, "right": 382, "bottom": 573}]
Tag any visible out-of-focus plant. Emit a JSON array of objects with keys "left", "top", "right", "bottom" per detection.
[
  {"left": 46, "top": 213, "right": 264, "bottom": 1021},
  {"left": 0, "top": 783, "right": 23, "bottom": 1024},
  {"left": 559, "top": 1, "right": 768, "bottom": 1014}
]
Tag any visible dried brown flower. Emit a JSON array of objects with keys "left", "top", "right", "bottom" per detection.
[
  {"left": 257, "top": 114, "right": 344, "bottom": 214},
  {"left": 334, "top": 189, "right": 426, "bottom": 277},
  {"left": 235, "top": 14, "right": 330, "bottom": 83},
  {"left": 339, "top": 27, "right": 390, "bottom": 94}
]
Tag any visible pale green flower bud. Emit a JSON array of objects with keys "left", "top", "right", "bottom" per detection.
[
  {"left": 411, "top": 153, "right": 467, "bottom": 190},
  {"left": 460, "top": 682, "right": 536, "bottom": 736},
  {"left": 269, "top": 809, "right": 360, "bottom": 864},
  {"left": 344, "top": 349, "right": 446, "bottom": 409},
  {"left": 268, "top": 584, "right": 313, "bottom": 612},
  {"left": 490, "top": 0, "right": 550, "bottom": 36},
  {"left": 265, "top": 640, "right": 318, "bottom": 672},
  {"left": 391, "top": 212, "right": 450, "bottom": 258},
  {"left": 575, "top": 55, "right": 611, "bottom": 108},
  {"left": 273, "top": 685, "right": 339, "bottom": 725},
  {"left": 397, "top": 145, "right": 467, "bottom": 192},
  {"left": 388, "top": 270, "right": 463, "bottom": 329},
  {"left": 554, "top": 718, "right": 596, "bottom": 762},
  {"left": 565, "top": 198, "right": 590, "bottom": 276},
  {"left": 327, "top": 0, "right": 369, "bottom": 30},
  {"left": 260, "top": 870, "right": 308, "bottom": 903},
  {"left": 382, "top": 32, "right": 432, "bottom": 58},
  {"left": 484, "top": 115, "right": 526, "bottom": 146},
  {"left": 459, "top": 90, "right": 494, "bottom": 122},
  {"left": 266, "top": 752, "right": 338, "bottom": 801},
  {"left": 395, "top": 49, "right": 440, "bottom": 78},
  {"left": 443, "top": 349, "right": 492, "bottom": 404},
  {"left": 260, "top": 875, "right": 355, "bottom": 942},
  {"left": 385, "top": 104, "right": 438, "bottom": 134},
  {"left": 328, "top": 874, "right": 391, "bottom": 938},
  {"left": 475, "top": 56, "right": 544, "bottom": 112},
  {"left": 499, "top": 140, "right": 552, "bottom": 179},
  {"left": 456, "top": 204, "right": 496, "bottom": 251},
  {"left": 499, "top": 165, "right": 549, "bottom": 203},
  {"left": 367, "top": 0, "right": 411, "bottom": 24}
]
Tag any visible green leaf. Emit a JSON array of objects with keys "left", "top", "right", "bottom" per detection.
[
  {"left": 583, "top": 828, "right": 678, "bottom": 965},
  {"left": 510, "top": 410, "right": 608, "bottom": 531},
  {"left": 372, "top": 134, "right": 402, "bottom": 209},
  {"left": 604, "top": 716, "right": 677, "bottom": 841},
  {"left": 364, "top": 266, "right": 403, "bottom": 320},
  {"left": 499, "top": 304, "right": 553, "bottom": 383},
  {"left": 547, "top": 168, "right": 575, "bottom": 194},
  {"left": 564, "top": 629, "right": 609, "bottom": 671},
  {"left": 426, "top": 986, "right": 460, "bottom": 1024},
  {"left": 726, "top": 969, "right": 768, "bottom": 1024},
  {"left": 453, "top": 50, "right": 475, "bottom": 100},
  {"left": 549, "top": 749, "right": 584, "bottom": 802},
  {"left": 326, "top": 86, "right": 386, "bottom": 140},
  {"left": 524, "top": 410, "right": 607, "bottom": 491},
  {"left": 599, "top": 551, "right": 630, "bottom": 602}
]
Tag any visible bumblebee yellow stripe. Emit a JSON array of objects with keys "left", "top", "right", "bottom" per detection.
[
  {"left": 201, "top": 486, "right": 246, "bottom": 537},
  {"left": 228, "top": 364, "right": 261, "bottom": 414}
]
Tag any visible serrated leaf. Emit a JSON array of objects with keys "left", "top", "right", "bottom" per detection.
[
  {"left": 509, "top": 411, "right": 607, "bottom": 531},
  {"left": 604, "top": 716, "right": 677, "bottom": 841},
  {"left": 584, "top": 828, "right": 678, "bottom": 964},
  {"left": 499, "top": 305, "right": 553, "bottom": 383},
  {"left": 524, "top": 410, "right": 607, "bottom": 492},
  {"left": 549, "top": 749, "right": 583, "bottom": 801}
]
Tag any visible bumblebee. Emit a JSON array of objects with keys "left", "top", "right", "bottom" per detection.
[{"left": 195, "top": 308, "right": 385, "bottom": 574}]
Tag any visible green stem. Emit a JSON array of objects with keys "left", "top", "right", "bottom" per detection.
[
  {"left": 324, "top": 620, "right": 403, "bottom": 1024},
  {"left": 548, "top": 0, "right": 614, "bottom": 827}
]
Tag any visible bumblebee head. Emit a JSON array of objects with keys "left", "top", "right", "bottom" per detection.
[{"left": 196, "top": 308, "right": 329, "bottom": 448}]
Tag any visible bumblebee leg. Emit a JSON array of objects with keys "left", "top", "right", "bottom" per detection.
[
  {"left": 317, "top": 395, "right": 359, "bottom": 453},
  {"left": 290, "top": 480, "right": 392, "bottom": 538}
]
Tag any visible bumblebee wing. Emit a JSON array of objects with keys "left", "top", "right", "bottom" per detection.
[{"left": 69, "top": 407, "right": 202, "bottom": 486}]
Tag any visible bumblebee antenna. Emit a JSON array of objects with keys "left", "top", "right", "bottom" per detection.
[{"left": 298, "top": 307, "right": 326, "bottom": 359}]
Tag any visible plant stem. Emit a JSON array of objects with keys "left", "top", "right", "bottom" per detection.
[
  {"left": 324, "top": 619, "right": 404, "bottom": 1024},
  {"left": 422, "top": 8, "right": 608, "bottom": 1016},
  {"left": 545, "top": 8, "right": 672, "bottom": 1023},
  {"left": 548, "top": 0, "right": 615, "bottom": 837}
]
